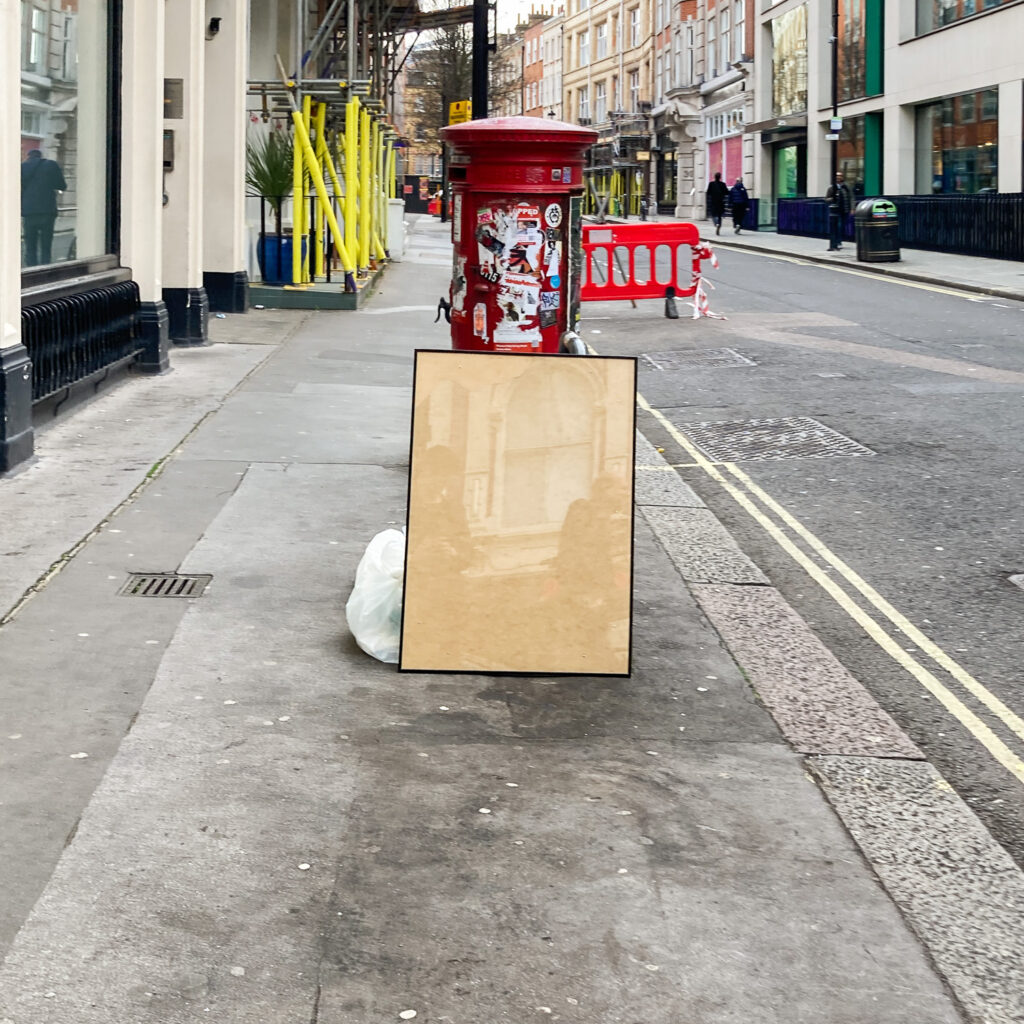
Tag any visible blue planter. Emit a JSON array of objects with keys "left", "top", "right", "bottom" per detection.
[{"left": 257, "top": 234, "right": 308, "bottom": 285}]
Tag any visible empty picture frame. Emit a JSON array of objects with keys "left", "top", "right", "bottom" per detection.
[{"left": 400, "top": 350, "right": 636, "bottom": 675}]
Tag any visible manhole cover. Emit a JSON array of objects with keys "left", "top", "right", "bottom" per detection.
[
  {"left": 677, "top": 415, "right": 875, "bottom": 462},
  {"left": 643, "top": 348, "right": 755, "bottom": 371},
  {"left": 119, "top": 573, "right": 212, "bottom": 598}
]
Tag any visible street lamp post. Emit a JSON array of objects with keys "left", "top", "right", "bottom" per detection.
[{"left": 827, "top": 0, "right": 840, "bottom": 250}]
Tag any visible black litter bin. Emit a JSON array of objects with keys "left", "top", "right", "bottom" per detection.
[{"left": 855, "top": 198, "right": 900, "bottom": 262}]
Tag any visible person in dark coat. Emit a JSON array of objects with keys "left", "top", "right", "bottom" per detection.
[
  {"left": 21, "top": 149, "right": 67, "bottom": 266},
  {"left": 706, "top": 172, "right": 729, "bottom": 235},
  {"left": 729, "top": 178, "right": 750, "bottom": 233},
  {"left": 825, "top": 172, "right": 852, "bottom": 251}
]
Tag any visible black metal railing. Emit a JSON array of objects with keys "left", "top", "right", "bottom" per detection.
[
  {"left": 21, "top": 281, "right": 142, "bottom": 402},
  {"left": 778, "top": 194, "right": 1024, "bottom": 260}
]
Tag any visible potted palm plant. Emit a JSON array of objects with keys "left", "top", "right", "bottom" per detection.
[{"left": 246, "top": 128, "right": 301, "bottom": 284}]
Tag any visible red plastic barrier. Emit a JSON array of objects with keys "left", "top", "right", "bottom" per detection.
[{"left": 581, "top": 221, "right": 710, "bottom": 302}]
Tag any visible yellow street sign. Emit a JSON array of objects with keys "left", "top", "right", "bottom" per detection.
[{"left": 449, "top": 100, "right": 472, "bottom": 125}]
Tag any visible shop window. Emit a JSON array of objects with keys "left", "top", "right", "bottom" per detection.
[{"left": 20, "top": 0, "right": 117, "bottom": 271}]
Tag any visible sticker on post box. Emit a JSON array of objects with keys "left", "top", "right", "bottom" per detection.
[
  {"left": 562, "top": 167, "right": 572, "bottom": 183},
  {"left": 473, "top": 303, "right": 486, "bottom": 336},
  {"left": 552, "top": 168, "right": 563, "bottom": 182},
  {"left": 544, "top": 203, "right": 563, "bottom": 228}
]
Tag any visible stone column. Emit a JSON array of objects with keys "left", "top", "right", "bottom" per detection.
[
  {"left": 202, "top": 0, "right": 249, "bottom": 313},
  {"left": 121, "top": 0, "right": 170, "bottom": 371},
  {"left": 162, "top": 0, "right": 209, "bottom": 345},
  {"left": 0, "top": 0, "right": 33, "bottom": 471},
  {"left": 997, "top": 80, "right": 1022, "bottom": 195}
]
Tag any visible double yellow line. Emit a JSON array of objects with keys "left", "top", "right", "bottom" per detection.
[{"left": 637, "top": 393, "right": 1024, "bottom": 786}]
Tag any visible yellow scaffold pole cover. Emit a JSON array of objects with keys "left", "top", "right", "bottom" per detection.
[
  {"left": 313, "top": 100, "right": 327, "bottom": 280},
  {"left": 359, "top": 106, "right": 371, "bottom": 271},
  {"left": 292, "top": 108, "right": 304, "bottom": 286},
  {"left": 345, "top": 97, "right": 359, "bottom": 273}
]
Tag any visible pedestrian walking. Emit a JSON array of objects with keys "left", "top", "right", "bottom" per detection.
[
  {"left": 729, "top": 178, "right": 749, "bottom": 233},
  {"left": 21, "top": 149, "right": 67, "bottom": 267},
  {"left": 825, "top": 172, "right": 852, "bottom": 251},
  {"left": 706, "top": 172, "right": 729, "bottom": 235}
]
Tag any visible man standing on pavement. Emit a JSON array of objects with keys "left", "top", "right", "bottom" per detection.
[
  {"left": 21, "top": 148, "right": 67, "bottom": 267},
  {"left": 706, "top": 172, "right": 729, "bottom": 235},
  {"left": 826, "top": 171, "right": 852, "bottom": 252},
  {"left": 729, "top": 178, "right": 750, "bottom": 234}
]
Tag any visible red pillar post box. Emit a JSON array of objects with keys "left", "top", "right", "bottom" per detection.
[{"left": 439, "top": 116, "right": 597, "bottom": 353}]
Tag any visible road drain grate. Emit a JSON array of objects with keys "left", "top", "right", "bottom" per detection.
[
  {"left": 676, "top": 415, "right": 875, "bottom": 462},
  {"left": 119, "top": 573, "right": 212, "bottom": 598},
  {"left": 643, "top": 348, "right": 756, "bottom": 371}
]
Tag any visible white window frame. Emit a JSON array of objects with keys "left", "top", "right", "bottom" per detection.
[
  {"left": 578, "top": 85, "right": 590, "bottom": 121},
  {"left": 734, "top": 0, "right": 745, "bottom": 62},
  {"left": 630, "top": 7, "right": 640, "bottom": 47},
  {"left": 596, "top": 21, "right": 607, "bottom": 59},
  {"left": 629, "top": 68, "right": 640, "bottom": 110},
  {"left": 720, "top": 6, "right": 731, "bottom": 75},
  {"left": 579, "top": 29, "right": 589, "bottom": 67},
  {"left": 595, "top": 80, "right": 607, "bottom": 121},
  {"left": 706, "top": 15, "right": 716, "bottom": 79}
]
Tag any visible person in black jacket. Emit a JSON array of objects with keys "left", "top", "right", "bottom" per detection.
[
  {"left": 825, "top": 172, "right": 852, "bottom": 251},
  {"left": 21, "top": 149, "right": 67, "bottom": 266},
  {"left": 729, "top": 178, "right": 750, "bottom": 233},
  {"left": 706, "top": 172, "right": 729, "bottom": 235}
]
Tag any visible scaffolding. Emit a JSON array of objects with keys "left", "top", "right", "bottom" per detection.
[{"left": 247, "top": 0, "right": 441, "bottom": 292}]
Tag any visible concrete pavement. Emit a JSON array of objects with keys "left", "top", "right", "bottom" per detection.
[{"left": 1, "top": 214, "right": 1023, "bottom": 1022}]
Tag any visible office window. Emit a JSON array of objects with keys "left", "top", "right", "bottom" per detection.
[
  {"left": 630, "top": 7, "right": 640, "bottom": 46},
  {"left": 655, "top": 54, "right": 663, "bottom": 100},
  {"left": 579, "top": 29, "right": 589, "bottom": 67},
  {"left": 915, "top": 88, "right": 998, "bottom": 193},
  {"left": 771, "top": 4, "right": 808, "bottom": 117},
  {"left": 612, "top": 74, "right": 620, "bottom": 109},
  {"left": 595, "top": 80, "right": 607, "bottom": 122},
  {"left": 706, "top": 16, "right": 716, "bottom": 79},
  {"left": 612, "top": 14, "right": 619, "bottom": 49},
  {"left": 734, "top": 0, "right": 745, "bottom": 61},
  {"left": 629, "top": 68, "right": 640, "bottom": 110},
  {"left": 597, "top": 22, "right": 607, "bottom": 59},
  {"left": 578, "top": 86, "right": 590, "bottom": 121},
  {"left": 917, "top": 0, "right": 1009, "bottom": 33},
  {"left": 579, "top": 0, "right": 589, "bottom": 10}
]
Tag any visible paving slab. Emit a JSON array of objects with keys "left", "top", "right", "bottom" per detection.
[
  {"left": 640, "top": 506, "right": 769, "bottom": 585},
  {"left": 811, "top": 756, "right": 1024, "bottom": 1024},
  {"left": 691, "top": 584, "right": 923, "bottom": 759}
]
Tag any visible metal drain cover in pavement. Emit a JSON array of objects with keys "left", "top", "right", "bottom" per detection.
[
  {"left": 119, "top": 573, "right": 212, "bottom": 598},
  {"left": 678, "top": 415, "right": 875, "bottom": 462},
  {"left": 643, "top": 348, "right": 755, "bottom": 371}
]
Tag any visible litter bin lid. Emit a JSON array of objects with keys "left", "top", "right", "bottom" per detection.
[{"left": 856, "top": 198, "right": 897, "bottom": 219}]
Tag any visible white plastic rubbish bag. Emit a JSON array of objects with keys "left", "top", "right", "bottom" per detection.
[{"left": 345, "top": 529, "right": 406, "bottom": 663}]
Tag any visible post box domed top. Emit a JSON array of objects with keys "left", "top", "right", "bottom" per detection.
[{"left": 441, "top": 115, "right": 598, "bottom": 154}]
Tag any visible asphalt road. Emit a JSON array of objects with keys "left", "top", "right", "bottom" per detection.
[{"left": 584, "top": 246, "right": 1024, "bottom": 869}]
